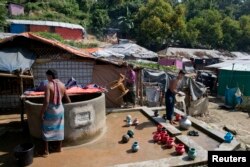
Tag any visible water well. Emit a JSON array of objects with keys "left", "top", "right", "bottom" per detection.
[{"left": 24, "top": 93, "right": 106, "bottom": 146}]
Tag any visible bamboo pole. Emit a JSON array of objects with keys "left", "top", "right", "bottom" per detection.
[
  {"left": 20, "top": 77, "right": 23, "bottom": 95},
  {"left": 0, "top": 73, "right": 33, "bottom": 79},
  {"left": 140, "top": 69, "right": 143, "bottom": 106},
  {"left": 136, "top": 70, "right": 139, "bottom": 98}
]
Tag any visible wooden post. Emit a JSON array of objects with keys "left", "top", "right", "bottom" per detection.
[
  {"left": 136, "top": 70, "right": 139, "bottom": 98},
  {"left": 20, "top": 77, "right": 23, "bottom": 95},
  {"left": 140, "top": 69, "right": 143, "bottom": 106},
  {"left": 19, "top": 76, "right": 25, "bottom": 128}
]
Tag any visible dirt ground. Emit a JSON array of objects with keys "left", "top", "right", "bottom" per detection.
[
  {"left": 0, "top": 98, "right": 249, "bottom": 166},
  {"left": 194, "top": 97, "right": 250, "bottom": 150}
]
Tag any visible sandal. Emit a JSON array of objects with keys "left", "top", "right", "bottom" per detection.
[
  {"left": 188, "top": 130, "right": 194, "bottom": 136},
  {"left": 188, "top": 130, "right": 199, "bottom": 136},
  {"left": 193, "top": 131, "right": 199, "bottom": 136}
]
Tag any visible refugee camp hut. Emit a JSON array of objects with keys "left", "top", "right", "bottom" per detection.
[
  {"left": 92, "top": 59, "right": 132, "bottom": 108},
  {"left": 208, "top": 61, "right": 250, "bottom": 97},
  {"left": 92, "top": 43, "right": 158, "bottom": 61},
  {"left": 0, "top": 33, "right": 94, "bottom": 109},
  {"left": 141, "top": 68, "right": 208, "bottom": 115},
  {"left": 7, "top": 19, "right": 86, "bottom": 40},
  {"left": 195, "top": 70, "right": 217, "bottom": 95},
  {"left": 158, "top": 47, "right": 232, "bottom": 70},
  {"left": 158, "top": 56, "right": 194, "bottom": 73},
  {"left": 0, "top": 33, "right": 133, "bottom": 109}
]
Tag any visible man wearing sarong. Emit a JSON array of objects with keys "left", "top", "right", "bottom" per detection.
[
  {"left": 40, "top": 69, "right": 71, "bottom": 156},
  {"left": 123, "top": 64, "right": 136, "bottom": 107},
  {"left": 165, "top": 70, "right": 185, "bottom": 125}
]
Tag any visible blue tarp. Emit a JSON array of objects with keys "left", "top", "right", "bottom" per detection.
[
  {"left": 225, "top": 87, "right": 243, "bottom": 108},
  {"left": 0, "top": 47, "right": 36, "bottom": 72}
]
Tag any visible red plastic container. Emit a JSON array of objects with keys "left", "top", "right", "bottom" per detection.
[
  {"left": 161, "top": 134, "right": 169, "bottom": 144},
  {"left": 175, "top": 114, "right": 181, "bottom": 121},
  {"left": 153, "top": 132, "right": 161, "bottom": 142},
  {"left": 157, "top": 125, "right": 163, "bottom": 133},
  {"left": 175, "top": 144, "right": 185, "bottom": 155},
  {"left": 166, "top": 137, "right": 175, "bottom": 148}
]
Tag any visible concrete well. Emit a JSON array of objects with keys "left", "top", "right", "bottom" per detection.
[{"left": 24, "top": 93, "right": 106, "bottom": 146}]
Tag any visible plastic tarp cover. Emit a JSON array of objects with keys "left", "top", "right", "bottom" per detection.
[
  {"left": 143, "top": 69, "right": 206, "bottom": 101},
  {"left": 92, "top": 43, "right": 158, "bottom": 59},
  {"left": 186, "top": 78, "right": 207, "bottom": 101},
  {"left": 188, "top": 97, "right": 209, "bottom": 116},
  {"left": 0, "top": 47, "right": 36, "bottom": 72},
  {"left": 143, "top": 69, "right": 172, "bottom": 92},
  {"left": 145, "top": 86, "right": 160, "bottom": 102},
  {"left": 225, "top": 87, "right": 243, "bottom": 108}
]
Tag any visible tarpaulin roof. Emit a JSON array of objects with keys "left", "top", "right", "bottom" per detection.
[
  {"left": 0, "top": 33, "right": 125, "bottom": 66},
  {"left": 0, "top": 32, "right": 93, "bottom": 59},
  {"left": 0, "top": 47, "right": 36, "bottom": 72},
  {"left": 92, "top": 43, "right": 158, "bottom": 59},
  {"left": 82, "top": 48, "right": 103, "bottom": 54}
]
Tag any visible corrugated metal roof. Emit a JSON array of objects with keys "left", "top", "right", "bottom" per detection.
[
  {"left": 207, "top": 60, "right": 250, "bottom": 71},
  {"left": 231, "top": 52, "right": 250, "bottom": 60},
  {"left": 158, "top": 47, "right": 234, "bottom": 60},
  {"left": 220, "top": 63, "right": 250, "bottom": 71},
  {"left": 7, "top": 19, "right": 85, "bottom": 32}
]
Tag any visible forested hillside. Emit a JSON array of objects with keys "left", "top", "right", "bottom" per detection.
[{"left": 0, "top": 0, "right": 249, "bottom": 51}]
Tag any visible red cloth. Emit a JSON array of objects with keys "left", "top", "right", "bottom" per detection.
[
  {"left": 52, "top": 80, "right": 62, "bottom": 105},
  {"left": 24, "top": 86, "right": 104, "bottom": 96}
]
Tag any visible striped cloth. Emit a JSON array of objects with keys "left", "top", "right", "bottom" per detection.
[{"left": 42, "top": 80, "right": 64, "bottom": 141}]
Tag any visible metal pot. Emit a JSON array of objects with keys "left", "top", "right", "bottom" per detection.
[{"left": 179, "top": 116, "right": 192, "bottom": 130}]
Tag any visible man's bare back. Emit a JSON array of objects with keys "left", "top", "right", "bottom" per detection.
[{"left": 47, "top": 80, "right": 68, "bottom": 103}]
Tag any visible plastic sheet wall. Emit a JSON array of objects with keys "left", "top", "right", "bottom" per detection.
[{"left": 218, "top": 69, "right": 250, "bottom": 96}]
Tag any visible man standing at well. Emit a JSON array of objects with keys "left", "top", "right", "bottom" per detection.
[
  {"left": 165, "top": 70, "right": 185, "bottom": 124},
  {"left": 40, "top": 69, "right": 71, "bottom": 156}
]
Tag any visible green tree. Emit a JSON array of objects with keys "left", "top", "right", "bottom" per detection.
[
  {"left": 186, "top": 9, "right": 223, "bottom": 48},
  {"left": 135, "top": 0, "right": 185, "bottom": 50},
  {"left": 239, "top": 0, "right": 250, "bottom": 16},
  {"left": 118, "top": 6, "right": 134, "bottom": 38},
  {"left": 221, "top": 17, "right": 242, "bottom": 50},
  {"left": 97, "top": 0, "right": 124, "bottom": 9},
  {"left": 238, "top": 15, "right": 250, "bottom": 51},
  {"left": 182, "top": 0, "right": 212, "bottom": 20},
  {"left": 90, "top": 9, "right": 110, "bottom": 37},
  {"left": 76, "top": 0, "right": 96, "bottom": 11},
  {"left": 0, "top": 1, "right": 7, "bottom": 32},
  {"left": 171, "top": 4, "right": 187, "bottom": 44}
]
